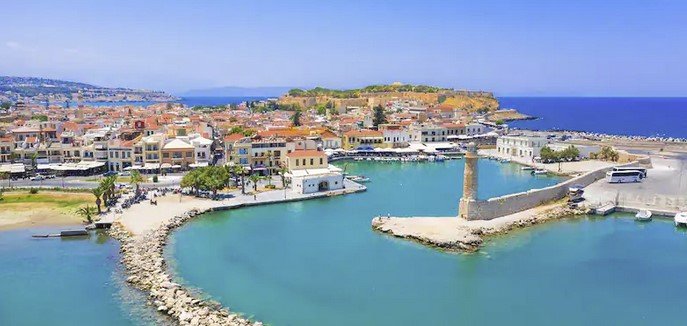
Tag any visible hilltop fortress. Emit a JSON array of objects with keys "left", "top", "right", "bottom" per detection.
[{"left": 278, "top": 84, "right": 499, "bottom": 113}]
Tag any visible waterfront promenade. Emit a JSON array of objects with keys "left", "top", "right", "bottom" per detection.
[{"left": 112, "top": 179, "right": 365, "bottom": 236}]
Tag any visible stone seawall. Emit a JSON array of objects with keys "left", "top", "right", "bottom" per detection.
[{"left": 464, "top": 162, "right": 638, "bottom": 220}]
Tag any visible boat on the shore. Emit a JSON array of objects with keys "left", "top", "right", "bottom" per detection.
[
  {"left": 521, "top": 166, "right": 535, "bottom": 171},
  {"left": 675, "top": 212, "right": 687, "bottom": 227},
  {"left": 635, "top": 210, "right": 652, "bottom": 222}
]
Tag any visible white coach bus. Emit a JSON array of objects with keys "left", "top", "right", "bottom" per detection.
[{"left": 606, "top": 170, "right": 643, "bottom": 183}]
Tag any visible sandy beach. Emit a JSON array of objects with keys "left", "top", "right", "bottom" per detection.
[{"left": 0, "top": 191, "right": 91, "bottom": 231}]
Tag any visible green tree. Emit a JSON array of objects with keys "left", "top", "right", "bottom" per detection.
[
  {"left": 372, "top": 104, "right": 387, "bottom": 127},
  {"left": 291, "top": 110, "right": 302, "bottom": 127},
  {"left": 76, "top": 205, "right": 97, "bottom": 223},
  {"left": 32, "top": 114, "right": 48, "bottom": 122},
  {"left": 278, "top": 166, "right": 289, "bottom": 188},
  {"left": 0, "top": 171, "right": 10, "bottom": 188},
  {"left": 129, "top": 170, "right": 144, "bottom": 194},
  {"left": 248, "top": 174, "right": 263, "bottom": 192},
  {"left": 180, "top": 169, "right": 203, "bottom": 195},
  {"left": 233, "top": 165, "right": 247, "bottom": 194},
  {"left": 199, "top": 166, "right": 230, "bottom": 198},
  {"left": 0, "top": 102, "right": 11, "bottom": 110},
  {"left": 91, "top": 187, "right": 103, "bottom": 214}
]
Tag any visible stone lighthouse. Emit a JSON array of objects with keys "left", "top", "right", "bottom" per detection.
[{"left": 459, "top": 142, "right": 478, "bottom": 219}]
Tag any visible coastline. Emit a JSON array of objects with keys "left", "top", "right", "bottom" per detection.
[{"left": 110, "top": 181, "right": 366, "bottom": 325}]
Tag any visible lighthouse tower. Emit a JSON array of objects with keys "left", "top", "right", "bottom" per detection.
[{"left": 459, "top": 142, "right": 478, "bottom": 219}]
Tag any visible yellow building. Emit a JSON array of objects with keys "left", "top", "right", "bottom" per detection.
[
  {"left": 342, "top": 129, "right": 385, "bottom": 150},
  {"left": 283, "top": 149, "right": 328, "bottom": 171}
]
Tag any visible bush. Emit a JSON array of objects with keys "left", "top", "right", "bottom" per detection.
[
  {"left": 29, "top": 188, "right": 39, "bottom": 194},
  {"left": 152, "top": 175, "right": 159, "bottom": 183},
  {"left": 265, "top": 184, "right": 277, "bottom": 189}
]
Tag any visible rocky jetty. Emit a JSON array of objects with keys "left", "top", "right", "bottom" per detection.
[
  {"left": 372, "top": 203, "right": 586, "bottom": 252},
  {"left": 110, "top": 209, "right": 261, "bottom": 326}
]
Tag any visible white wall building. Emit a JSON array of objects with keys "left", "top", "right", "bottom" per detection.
[
  {"left": 496, "top": 135, "right": 547, "bottom": 159},
  {"left": 290, "top": 170, "right": 345, "bottom": 194}
]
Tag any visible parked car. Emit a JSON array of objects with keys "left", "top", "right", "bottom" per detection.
[
  {"left": 119, "top": 171, "right": 131, "bottom": 177},
  {"left": 30, "top": 175, "right": 46, "bottom": 181},
  {"left": 103, "top": 171, "right": 118, "bottom": 177}
]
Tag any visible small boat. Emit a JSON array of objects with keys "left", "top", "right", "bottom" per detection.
[
  {"left": 354, "top": 157, "right": 363, "bottom": 161},
  {"left": 500, "top": 158, "right": 511, "bottom": 163},
  {"left": 350, "top": 175, "right": 370, "bottom": 183},
  {"left": 435, "top": 155, "right": 447, "bottom": 162},
  {"left": 675, "top": 212, "right": 687, "bottom": 227},
  {"left": 532, "top": 169, "right": 548, "bottom": 175},
  {"left": 521, "top": 166, "right": 534, "bottom": 171},
  {"left": 635, "top": 210, "right": 652, "bottom": 221}
]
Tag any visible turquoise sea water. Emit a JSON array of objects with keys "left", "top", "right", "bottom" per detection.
[
  {"left": 0, "top": 228, "right": 159, "bottom": 326},
  {"left": 169, "top": 160, "right": 687, "bottom": 325}
]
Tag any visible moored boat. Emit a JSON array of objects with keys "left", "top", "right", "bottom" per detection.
[
  {"left": 521, "top": 166, "right": 535, "bottom": 171},
  {"left": 346, "top": 175, "right": 371, "bottom": 183},
  {"left": 675, "top": 212, "right": 687, "bottom": 227},
  {"left": 532, "top": 169, "right": 548, "bottom": 175},
  {"left": 635, "top": 210, "right": 652, "bottom": 221}
]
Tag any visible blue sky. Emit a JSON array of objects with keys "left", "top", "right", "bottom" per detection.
[{"left": 1, "top": 0, "right": 685, "bottom": 96}]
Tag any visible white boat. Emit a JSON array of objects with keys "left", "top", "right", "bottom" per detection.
[
  {"left": 532, "top": 169, "right": 548, "bottom": 175},
  {"left": 354, "top": 157, "right": 364, "bottom": 161},
  {"left": 435, "top": 155, "right": 447, "bottom": 162},
  {"left": 348, "top": 175, "right": 370, "bottom": 183},
  {"left": 521, "top": 166, "right": 535, "bottom": 171},
  {"left": 635, "top": 210, "right": 652, "bottom": 221},
  {"left": 500, "top": 158, "right": 511, "bottom": 163},
  {"left": 675, "top": 212, "right": 687, "bottom": 227}
]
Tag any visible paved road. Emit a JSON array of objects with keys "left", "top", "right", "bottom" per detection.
[
  {"left": 583, "top": 156, "right": 687, "bottom": 213},
  {"left": 0, "top": 175, "right": 183, "bottom": 189}
]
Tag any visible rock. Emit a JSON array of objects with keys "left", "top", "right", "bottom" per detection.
[{"left": 179, "top": 311, "right": 193, "bottom": 322}]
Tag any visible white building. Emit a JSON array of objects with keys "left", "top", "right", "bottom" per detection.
[
  {"left": 379, "top": 124, "right": 410, "bottom": 147},
  {"left": 290, "top": 169, "right": 345, "bottom": 194},
  {"left": 190, "top": 135, "right": 213, "bottom": 165},
  {"left": 496, "top": 135, "right": 547, "bottom": 159}
]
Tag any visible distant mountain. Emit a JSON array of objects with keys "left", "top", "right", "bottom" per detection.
[
  {"left": 0, "top": 76, "right": 178, "bottom": 103},
  {"left": 181, "top": 86, "right": 295, "bottom": 97}
]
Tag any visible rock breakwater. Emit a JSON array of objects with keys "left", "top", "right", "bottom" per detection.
[{"left": 110, "top": 208, "right": 261, "bottom": 326}]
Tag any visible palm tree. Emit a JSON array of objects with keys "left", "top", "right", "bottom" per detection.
[
  {"left": 278, "top": 166, "right": 289, "bottom": 189},
  {"left": 76, "top": 205, "right": 97, "bottom": 224},
  {"left": 99, "top": 176, "right": 117, "bottom": 207},
  {"left": 92, "top": 187, "right": 103, "bottom": 214},
  {"left": 129, "top": 170, "right": 143, "bottom": 194},
  {"left": 248, "top": 174, "right": 263, "bottom": 192},
  {"left": 30, "top": 152, "right": 38, "bottom": 170},
  {"left": 230, "top": 165, "right": 247, "bottom": 194}
]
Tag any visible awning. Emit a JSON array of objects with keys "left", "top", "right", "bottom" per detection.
[
  {"left": 189, "top": 162, "right": 209, "bottom": 168},
  {"left": 160, "top": 163, "right": 172, "bottom": 168}
]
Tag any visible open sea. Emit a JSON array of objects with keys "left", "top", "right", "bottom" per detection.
[{"left": 502, "top": 97, "right": 687, "bottom": 138}]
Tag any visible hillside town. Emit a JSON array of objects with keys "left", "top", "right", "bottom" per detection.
[{"left": 0, "top": 87, "right": 661, "bottom": 196}]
